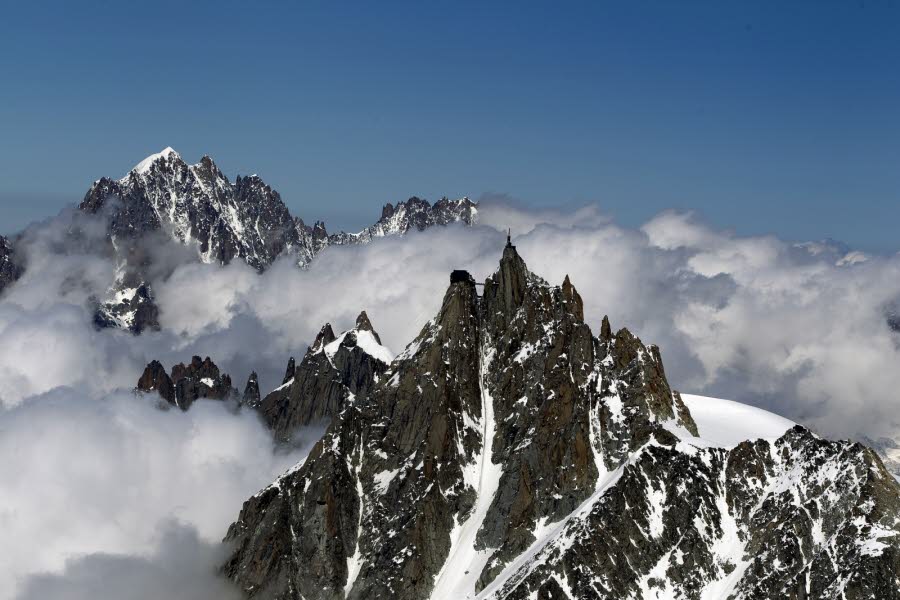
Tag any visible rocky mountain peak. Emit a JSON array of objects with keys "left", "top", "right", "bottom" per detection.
[
  {"left": 222, "top": 247, "right": 725, "bottom": 599},
  {"left": 281, "top": 357, "right": 296, "bottom": 385},
  {"left": 136, "top": 355, "right": 237, "bottom": 410},
  {"left": 561, "top": 273, "right": 584, "bottom": 321},
  {"left": 312, "top": 221, "right": 328, "bottom": 240},
  {"left": 77, "top": 149, "right": 478, "bottom": 336},
  {"left": 310, "top": 324, "right": 336, "bottom": 354},
  {"left": 129, "top": 146, "right": 182, "bottom": 176},
  {"left": 136, "top": 359, "right": 175, "bottom": 404},
  {"left": 243, "top": 371, "right": 261, "bottom": 408},
  {"left": 191, "top": 154, "right": 225, "bottom": 184},
  {"left": 599, "top": 314, "right": 613, "bottom": 341},
  {"left": 354, "top": 311, "right": 381, "bottom": 344},
  {"left": 258, "top": 318, "right": 391, "bottom": 441},
  {"left": 483, "top": 238, "right": 538, "bottom": 319}
]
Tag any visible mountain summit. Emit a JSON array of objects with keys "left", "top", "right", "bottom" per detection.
[
  {"left": 76, "top": 148, "right": 477, "bottom": 333},
  {"left": 221, "top": 246, "right": 900, "bottom": 599},
  {"left": 81, "top": 147, "right": 477, "bottom": 271}
]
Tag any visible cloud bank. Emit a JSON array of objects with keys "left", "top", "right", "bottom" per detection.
[
  {"left": 2, "top": 198, "right": 900, "bottom": 597},
  {"left": 0, "top": 387, "right": 309, "bottom": 598}
]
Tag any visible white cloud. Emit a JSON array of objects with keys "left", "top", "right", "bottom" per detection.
[
  {"left": 0, "top": 389, "right": 309, "bottom": 599},
  {"left": 16, "top": 523, "right": 241, "bottom": 600}
]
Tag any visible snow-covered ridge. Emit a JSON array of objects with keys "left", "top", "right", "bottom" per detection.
[
  {"left": 323, "top": 328, "right": 393, "bottom": 365},
  {"left": 129, "top": 146, "right": 180, "bottom": 176},
  {"left": 82, "top": 148, "right": 477, "bottom": 333},
  {"left": 678, "top": 393, "right": 796, "bottom": 447}
]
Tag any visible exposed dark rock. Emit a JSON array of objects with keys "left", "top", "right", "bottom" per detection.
[
  {"left": 243, "top": 371, "right": 261, "bottom": 408},
  {"left": 0, "top": 235, "right": 23, "bottom": 296},
  {"left": 136, "top": 360, "right": 174, "bottom": 404},
  {"left": 354, "top": 311, "right": 380, "bottom": 343},
  {"left": 81, "top": 148, "right": 303, "bottom": 271},
  {"left": 450, "top": 269, "right": 475, "bottom": 285},
  {"left": 599, "top": 314, "right": 613, "bottom": 341},
  {"left": 258, "top": 316, "right": 390, "bottom": 442},
  {"left": 92, "top": 281, "right": 160, "bottom": 334},
  {"left": 135, "top": 356, "right": 238, "bottom": 411},
  {"left": 282, "top": 357, "right": 296, "bottom": 386},
  {"left": 224, "top": 247, "right": 773, "bottom": 600},
  {"left": 310, "top": 323, "right": 336, "bottom": 353}
]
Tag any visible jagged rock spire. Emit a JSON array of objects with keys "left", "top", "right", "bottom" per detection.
[
  {"left": 310, "top": 323, "right": 336, "bottom": 353},
  {"left": 561, "top": 274, "right": 584, "bottom": 321},
  {"left": 136, "top": 360, "right": 175, "bottom": 404},
  {"left": 355, "top": 310, "right": 382, "bottom": 344},
  {"left": 355, "top": 310, "right": 373, "bottom": 331},
  {"left": 136, "top": 356, "right": 237, "bottom": 410},
  {"left": 243, "top": 371, "right": 261, "bottom": 408},
  {"left": 600, "top": 314, "right": 613, "bottom": 341},
  {"left": 282, "top": 357, "right": 296, "bottom": 385},
  {"left": 484, "top": 237, "right": 530, "bottom": 315}
]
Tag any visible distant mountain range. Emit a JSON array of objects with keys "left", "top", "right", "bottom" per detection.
[
  {"left": 0, "top": 148, "right": 476, "bottom": 333},
  {"left": 81, "top": 148, "right": 477, "bottom": 272}
]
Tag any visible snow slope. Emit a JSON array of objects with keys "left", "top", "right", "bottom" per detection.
[
  {"left": 469, "top": 394, "right": 798, "bottom": 599},
  {"left": 680, "top": 393, "right": 796, "bottom": 447}
]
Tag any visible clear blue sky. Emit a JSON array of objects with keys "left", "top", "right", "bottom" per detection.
[{"left": 1, "top": 1, "right": 898, "bottom": 250}]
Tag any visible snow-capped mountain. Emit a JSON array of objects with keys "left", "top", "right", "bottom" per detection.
[
  {"left": 81, "top": 148, "right": 306, "bottom": 270},
  {"left": 78, "top": 148, "right": 477, "bottom": 333},
  {"left": 329, "top": 197, "right": 480, "bottom": 246},
  {"left": 80, "top": 147, "right": 476, "bottom": 270},
  {"left": 258, "top": 311, "right": 392, "bottom": 442},
  {"left": 219, "top": 243, "right": 900, "bottom": 599}
]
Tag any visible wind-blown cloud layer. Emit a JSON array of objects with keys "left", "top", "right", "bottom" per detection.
[{"left": 2, "top": 198, "right": 900, "bottom": 598}]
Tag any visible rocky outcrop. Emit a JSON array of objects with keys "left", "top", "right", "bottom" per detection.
[
  {"left": 136, "top": 356, "right": 238, "bottom": 410},
  {"left": 258, "top": 314, "right": 391, "bottom": 442},
  {"left": 224, "top": 244, "right": 790, "bottom": 600},
  {"left": 92, "top": 280, "right": 160, "bottom": 334},
  {"left": 281, "top": 357, "right": 297, "bottom": 386},
  {"left": 136, "top": 360, "right": 175, "bottom": 404},
  {"left": 487, "top": 427, "right": 900, "bottom": 600},
  {"left": 243, "top": 372, "right": 261, "bottom": 408},
  {"left": 0, "top": 235, "right": 22, "bottom": 296},
  {"left": 329, "top": 196, "right": 478, "bottom": 246}
]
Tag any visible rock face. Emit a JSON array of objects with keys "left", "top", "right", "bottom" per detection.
[
  {"left": 221, "top": 244, "right": 900, "bottom": 599},
  {"left": 81, "top": 149, "right": 304, "bottom": 271},
  {"left": 92, "top": 280, "right": 160, "bottom": 334},
  {"left": 329, "top": 196, "right": 478, "bottom": 245},
  {"left": 136, "top": 356, "right": 238, "bottom": 410},
  {"left": 0, "top": 235, "right": 22, "bottom": 296},
  {"left": 258, "top": 313, "right": 391, "bottom": 442},
  {"left": 216, "top": 244, "right": 897, "bottom": 600},
  {"left": 243, "top": 372, "right": 262, "bottom": 409},
  {"left": 81, "top": 148, "right": 477, "bottom": 333},
  {"left": 484, "top": 426, "right": 900, "bottom": 600}
]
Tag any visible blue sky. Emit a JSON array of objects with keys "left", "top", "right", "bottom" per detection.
[{"left": 1, "top": 1, "right": 898, "bottom": 250}]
